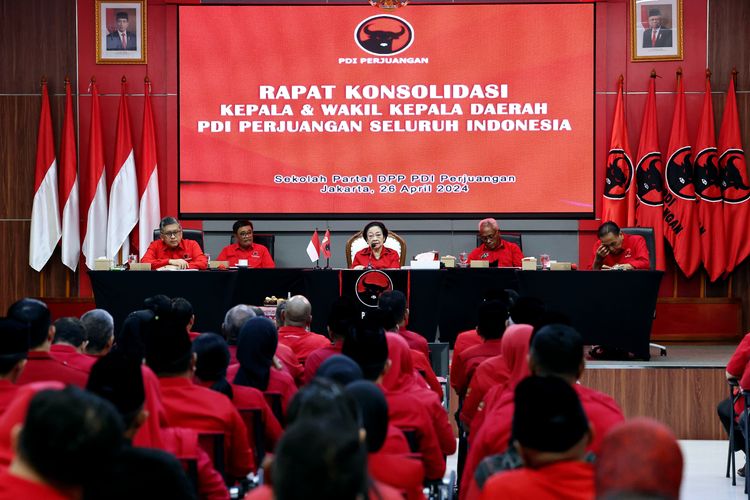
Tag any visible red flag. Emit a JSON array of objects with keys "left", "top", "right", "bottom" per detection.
[
  {"left": 693, "top": 71, "right": 726, "bottom": 281},
  {"left": 602, "top": 77, "right": 635, "bottom": 227},
  {"left": 306, "top": 230, "right": 320, "bottom": 262},
  {"left": 107, "top": 78, "right": 139, "bottom": 262},
  {"left": 634, "top": 73, "right": 666, "bottom": 271},
  {"left": 321, "top": 229, "right": 331, "bottom": 259},
  {"left": 29, "top": 79, "right": 61, "bottom": 271},
  {"left": 59, "top": 78, "right": 80, "bottom": 271},
  {"left": 81, "top": 79, "right": 108, "bottom": 270},
  {"left": 135, "top": 78, "right": 161, "bottom": 259},
  {"left": 663, "top": 70, "right": 701, "bottom": 277},
  {"left": 719, "top": 73, "right": 750, "bottom": 274}
]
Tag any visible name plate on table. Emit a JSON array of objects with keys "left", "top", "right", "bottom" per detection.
[
  {"left": 209, "top": 261, "right": 230, "bottom": 269},
  {"left": 129, "top": 263, "right": 151, "bottom": 271},
  {"left": 469, "top": 260, "right": 489, "bottom": 268},
  {"left": 410, "top": 260, "right": 440, "bottom": 269},
  {"left": 550, "top": 262, "right": 572, "bottom": 271}
]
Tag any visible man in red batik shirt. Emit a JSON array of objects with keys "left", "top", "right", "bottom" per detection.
[
  {"left": 217, "top": 220, "right": 275, "bottom": 268},
  {"left": 468, "top": 218, "right": 524, "bottom": 267},
  {"left": 141, "top": 216, "right": 208, "bottom": 270},
  {"left": 591, "top": 221, "right": 650, "bottom": 270}
]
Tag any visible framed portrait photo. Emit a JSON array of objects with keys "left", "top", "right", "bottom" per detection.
[
  {"left": 631, "top": 0, "right": 683, "bottom": 62},
  {"left": 96, "top": 1, "right": 147, "bottom": 64}
]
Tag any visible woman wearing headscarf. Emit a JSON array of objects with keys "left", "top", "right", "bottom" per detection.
[{"left": 230, "top": 317, "right": 297, "bottom": 421}]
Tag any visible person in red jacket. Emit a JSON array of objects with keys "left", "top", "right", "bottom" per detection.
[
  {"left": 718, "top": 330, "right": 750, "bottom": 475},
  {"left": 49, "top": 317, "right": 97, "bottom": 373},
  {"left": 468, "top": 218, "right": 524, "bottom": 267},
  {"left": 0, "top": 318, "right": 28, "bottom": 414},
  {"left": 591, "top": 221, "right": 650, "bottom": 270},
  {"left": 462, "top": 324, "right": 624, "bottom": 500},
  {"left": 451, "top": 300, "right": 508, "bottom": 398},
  {"left": 217, "top": 220, "right": 275, "bottom": 268},
  {"left": 478, "top": 376, "right": 595, "bottom": 500},
  {"left": 378, "top": 290, "right": 430, "bottom": 358},
  {"left": 144, "top": 311, "right": 254, "bottom": 479},
  {"left": 141, "top": 216, "right": 208, "bottom": 270},
  {"left": 344, "top": 319, "right": 447, "bottom": 480},
  {"left": 351, "top": 221, "right": 402, "bottom": 269},
  {"left": 7, "top": 298, "right": 88, "bottom": 388},
  {"left": 277, "top": 295, "right": 330, "bottom": 366},
  {"left": 303, "top": 296, "right": 359, "bottom": 384}
]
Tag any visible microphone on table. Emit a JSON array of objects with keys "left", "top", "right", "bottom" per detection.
[{"left": 371, "top": 241, "right": 378, "bottom": 248}]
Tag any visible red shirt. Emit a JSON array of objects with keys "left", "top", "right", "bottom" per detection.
[
  {"left": 217, "top": 243, "right": 275, "bottom": 268},
  {"left": 302, "top": 342, "right": 342, "bottom": 385},
  {"left": 157, "top": 376, "right": 253, "bottom": 478},
  {"left": 468, "top": 240, "right": 523, "bottom": 267},
  {"left": 141, "top": 239, "right": 208, "bottom": 270},
  {"left": 0, "top": 381, "right": 18, "bottom": 416},
  {"left": 454, "top": 329, "right": 483, "bottom": 358},
  {"left": 277, "top": 326, "right": 330, "bottom": 365},
  {"left": 0, "top": 470, "right": 70, "bottom": 500},
  {"left": 227, "top": 364, "right": 298, "bottom": 418},
  {"left": 16, "top": 351, "right": 88, "bottom": 387},
  {"left": 399, "top": 326, "right": 430, "bottom": 359},
  {"left": 478, "top": 460, "right": 595, "bottom": 500},
  {"left": 274, "top": 343, "right": 303, "bottom": 386},
  {"left": 49, "top": 344, "right": 96, "bottom": 373},
  {"left": 591, "top": 233, "right": 650, "bottom": 270},
  {"left": 351, "top": 246, "right": 401, "bottom": 269},
  {"left": 451, "top": 338, "right": 503, "bottom": 397}
]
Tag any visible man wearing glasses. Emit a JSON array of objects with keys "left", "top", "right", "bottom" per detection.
[
  {"left": 141, "top": 216, "right": 208, "bottom": 269},
  {"left": 591, "top": 221, "right": 649, "bottom": 270},
  {"left": 216, "top": 219, "right": 275, "bottom": 268},
  {"left": 468, "top": 218, "right": 524, "bottom": 267}
]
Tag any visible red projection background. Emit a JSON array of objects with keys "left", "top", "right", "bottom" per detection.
[{"left": 178, "top": 4, "right": 595, "bottom": 218}]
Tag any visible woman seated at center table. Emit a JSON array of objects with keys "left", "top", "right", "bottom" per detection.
[{"left": 351, "top": 221, "right": 401, "bottom": 270}]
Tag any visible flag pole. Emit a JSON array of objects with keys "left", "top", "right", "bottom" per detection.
[{"left": 315, "top": 227, "right": 320, "bottom": 269}]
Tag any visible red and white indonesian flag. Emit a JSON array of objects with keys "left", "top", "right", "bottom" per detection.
[
  {"left": 693, "top": 72, "right": 726, "bottom": 282},
  {"left": 135, "top": 79, "right": 161, "bottom": 258},
  {"left": 720, "top": 75, "right": 750, "bottom": 275},
  {"left": 601, "top": 77, "right": 635, "bottom": 227},
  {"left": 307, "top": 230, "right": 320, "bottom": 262},
  {"left": 29, "top": 80, "right": 61, "bottom": 271},
  {"left": 634, "top": 74, "right": 666, "bottom": 271},
  {"left": 59, "top": 79, "right": 80, "bottom": 271},
  {"left": 663, "top": 71, "right": 701, "bottom": 277},
  {"left": 107, "top": 79, "right": 139, "bottom": 261},
  {"left": 82, "top": 80, "right": 108, "bottom": 270}
]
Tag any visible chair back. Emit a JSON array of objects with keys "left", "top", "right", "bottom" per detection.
[
  {"left": 400, "top": 428, "right": 419, "bottom": 454},
  {"left": 264, "top": 392, "right": 285, "bottom": 427},
  {"left": 198, "top": 432, "right": 227, "bottom": 480},
  {"left": 428, "top": 342, "right": 450, "bottom": 378},
  {"left": 475, "top": 232, "right": 523, "bottom": 252},
  {"left": 620, "top": 227, "right": 656, "bottom": 270},
  {"left": 229, "top": 233, "right": 276, "bottom": 259},
  {"left": 345, "top": 230, "right": 407, "bottom": 267},
  {"left": 238, "top": 408, "right": 266, "bottom": 467},
  {"left": 153, "top": 228, "right": 205, "bottom": 251}
]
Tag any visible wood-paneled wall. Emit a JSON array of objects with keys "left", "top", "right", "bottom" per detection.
[
  {"left": 0, "top": 0, "right": 78, "bottom": 312},
  {"left": 581, "top": 367, "right": 727, "bottom": 440}
]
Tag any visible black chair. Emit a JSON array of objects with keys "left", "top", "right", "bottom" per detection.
[
  {"left": 475, "top": 232, "right": 523, "bottom": 252},
  {"left": 264, "top": 392, "right": 285, "bottom": 427},
  {"left": 153, "top": 228, "right": 205, "bottom": 252},
  {"left": 428, "top": 342, "right": 450, "bottom": 411},
  {"left": 230, "top": 233, "right": 276, "bottom": 259},
  {"left": 620, "top": 227, "right": 656, "bottom": 270},
  {"left": 727, "top": 379, "right": 740, "bottom": 485},
  {"left": 239, "top": 408, "right": 266, "bottom": 468},
  {"left": 198, "top": 432, "right": 227, "bottom": 483}
]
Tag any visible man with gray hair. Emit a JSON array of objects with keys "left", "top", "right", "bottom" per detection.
[
  {"left": 468, "top": 217, "right": 523, "bottom": 267},
  {"left": 81, "top": 309, "right": 115, "bottom": 359},
  {"left": 277, "top": 295, "right": 329, "bottom": 366},
  {"left": 141, "top": 216, "right": 207, "bottom": 270}
]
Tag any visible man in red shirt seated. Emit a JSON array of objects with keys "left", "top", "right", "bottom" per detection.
[
  {"left": 144, "top": 311, "right": 253, "bottom": 479},
  {"left": 591, "top": 221, "right": 650, "bottom": 270},
  {"left": 0, "top": 386, "right": 123, "bottom": 500},
  {"left": 477, "top": 376, "right": 595, "bottom": 500},
  {"left": 7, "top": 299, "right": 88, "bottom": 387},
  {"left": 217, "top": 220, "right": 274, "bottom": 268},
  {"left": 80, "top": 309, "right": 115, "bottom": 360},
  {"left": 277, "top": 295, "right": 330, "bottom": 366},
  {"left": 141, "top": 216, "right": 208, "bottom": 270},
  {"left": 49, "top": 317, "right": 96, "bottom": 373},
  {"left": 468, "top": 218, "right": 524, "bottom": 267},
  {"left": 378, "top": 290, "right": 429, "bottom": 358},
  {"left": 302, "top": 296, "right": 359, "bottom": 384}
]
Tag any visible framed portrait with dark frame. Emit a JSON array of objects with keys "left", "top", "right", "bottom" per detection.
[
  {"left": 631, "top": 0, "right": 682, "bottom": 62},
  {"left": 96, "top": 1, "right": 147, "bottom": 64}
]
